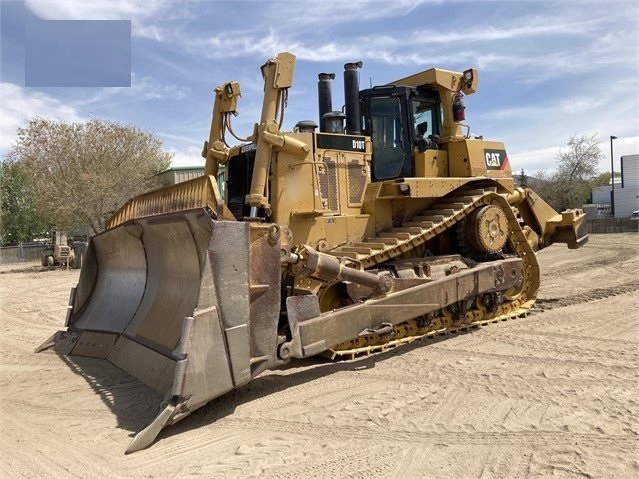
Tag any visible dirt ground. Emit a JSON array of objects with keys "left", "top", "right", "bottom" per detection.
[{"left": 1, "top": 233, "right": 637, "bottom": 478}]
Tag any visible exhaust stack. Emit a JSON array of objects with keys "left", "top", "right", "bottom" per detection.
[
  {"left": 344, "top": 61, "right": 362, "bottom": 135},
  {"left": 318, "top": 73, "right": 335, "bottom": 133}
]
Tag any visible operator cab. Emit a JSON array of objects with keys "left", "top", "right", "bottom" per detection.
[{"left": 360, "top": 86, "right": 442, "bottom": 182}]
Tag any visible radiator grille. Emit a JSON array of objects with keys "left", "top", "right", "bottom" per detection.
[
  {"left": 227, "top": 150, "right": 256, "bottom": 219},
  {"left": 317, "top": 158, "right": 339, "bottom": 212},
  {"left": 347, "top": 159, "right": 366, "bottom": 205}
]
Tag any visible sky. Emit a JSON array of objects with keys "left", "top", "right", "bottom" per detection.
[{"left": 1, "top": 0, "right": 637, "bottom": 176}]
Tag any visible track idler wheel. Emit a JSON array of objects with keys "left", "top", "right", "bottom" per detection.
[{"left": 465, "top": 205, "right": 508, "bottom": 254}]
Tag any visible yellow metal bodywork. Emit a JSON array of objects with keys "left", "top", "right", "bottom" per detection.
[
  {"left": 270, "top": 132, "right": 373, "bottom": 250},
  {"left": 107, "top": 175, "right": 233, "bottom": 229},
  {"left": 203, "top": 81, "right": 240, "bottom": 177},
  {"left": 414, "top": 149, "right": 449, "bottom": 177},
  {"left": 447, "top": 139, "right": 512, "bottom": 179},
  {"left": 390, "top": 67, "right": 478, "bottom": 141},
  {"left": 39, "top": 51, "right": 588, "bottom": 454},
  {"left": 247, "top": 52, "right": 298, "bottom": 211}
]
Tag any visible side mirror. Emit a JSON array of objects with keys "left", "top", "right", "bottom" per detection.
[
  {"left": 415, "top": 135, "right": 439, "bottom": 153},
  {"left": 416, "top": 121, "right": 428, "bottom": 137}
]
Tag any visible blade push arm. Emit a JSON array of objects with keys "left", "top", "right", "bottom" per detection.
[
  {"left": 202, "top": 81, "right": 241, "bottom": 177},
  {"left": 245, "top": 52, "right": 298, "bottom": 214}
]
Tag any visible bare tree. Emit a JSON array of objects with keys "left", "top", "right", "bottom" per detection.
[
  {"left": 7, "top": 118, "right": 172, "bottom": 235},
  {"left": 557, "top": 133, "right": 602, "bottom": 183},
  {"left": 537, "top": 133, "right": 604, "bottom": 212}
]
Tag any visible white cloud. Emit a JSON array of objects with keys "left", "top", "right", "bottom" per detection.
[
  {"left": 0, "top": 83, "right": 83, "bottom": 152},
  {"left": 167, "top": 145, "right": 205, "bottom": 168},
  {"left": 24, "top": 0, "right": 171, "bottom": 38},
  {"left": 405, "top": 19, "right": 600, "bottom": 46},
  {"left": 24, "top": 0, "right": 165, "bottom": 20},
  {"left": 510, "top": 146, "right": 560, "bottom": 174},
  {"left": 161, "top": 12, "right": 624, "bottom": 72},
  {"left": 481, "top": 94, "right": 607, "bottom": 122},
  {"left": 76, "top": 73, "right": 191, "bottom": 106},
  {"left": 261, "top": 0, "right": 439, "bottom": 30}
]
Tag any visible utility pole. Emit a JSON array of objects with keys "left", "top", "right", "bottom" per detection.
[{"left": 610, "top": 135, "right": 617, "bottom": 217}]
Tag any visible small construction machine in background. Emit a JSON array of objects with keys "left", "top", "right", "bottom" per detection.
[{"left": 41, "top": 228, "right": 76, "bottom": 268}]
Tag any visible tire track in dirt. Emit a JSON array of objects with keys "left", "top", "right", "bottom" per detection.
[
  {"left": 436, "top": 316, "right": 637, "bottom": 355},
  {"left": 535, "top": 281, "right": 638, "bottom": 311},
  {"left": 516, "top": 304, "right": 638, "bottom": 341},
  {"left": 353, "top": 364, "right": 637, "bottom": 394},
  {"left": 129, "top": 420, "right": 405, "bottom": 479},
  {"left": 219, "top": 417, "right": 637, "bottom": 450},
  {"left": 206, "top": 363, "right": 636, "bottom": 439},
  {"left": 464, "top": 330, "right": 638, "bottom": 366},
  {"left": 427, "top": 344, "right": 636, "bottom": 375},
  {"left": 268, "top": 443, "right": 404, "bottom": 479},
  {"left": 541, "top": 244, "right": 636, "bottom": 276},
  {"left": 486, "top": 328, "right": 639, "bottom": 345},
  {"left": 140, "top": 434, "right": 403, "bottom": 479},
  {"left": 138, "top": 434, "right": 309, "bottom": 477}
]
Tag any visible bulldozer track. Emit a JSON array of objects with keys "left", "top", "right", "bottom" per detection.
[
  {"left": 327, "top": 307, "right": 529, "bottom": 360},
  {"left": 326, "top": 187, "right": 539, "bottom": 358},
  {"left": 329, "top": 187, "right": 505, "bottom": 267}
]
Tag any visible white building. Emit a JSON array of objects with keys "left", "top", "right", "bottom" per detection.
[
  {"left": 592, "top": 185, "right": 612, "bottom": 205},
  {"left": 156, "top": 166, "right": 205, "bottom": 186},
  {"left": 155, "top": 166, "right": 226, "bottom": 198},
  {"left": 587, "top": 179, "right": 620, "bottom": 218},
  {"left": 614, "top": 154, "right": 638, "bottom": 218}
]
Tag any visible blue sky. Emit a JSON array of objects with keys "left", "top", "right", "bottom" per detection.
[{"left": 1, "top": 0, "right": 637, "bottom": 175}]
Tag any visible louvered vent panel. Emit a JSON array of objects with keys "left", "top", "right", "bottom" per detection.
[
  {"left": 347, "top": 159, "right": 366, "bottom": 205},
  {"left": 317, "top": 158, "right": 339, "bottom": 212}
]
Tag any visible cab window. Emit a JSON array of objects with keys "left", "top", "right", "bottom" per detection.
[
  {"left": 370, "top": 97, "right": 406, "bottom": 180},
  {"left": 412, "top": 97, "right": 441, "bottom": 138}
]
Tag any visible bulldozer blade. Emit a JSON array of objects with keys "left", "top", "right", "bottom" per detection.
[{"left": 36, "top": 208, "right": 283, "bottom": 452}]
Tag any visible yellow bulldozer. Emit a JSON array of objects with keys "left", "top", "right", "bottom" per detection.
[{"left": 37, "top": 52, "right": 587, "bottom": 453}]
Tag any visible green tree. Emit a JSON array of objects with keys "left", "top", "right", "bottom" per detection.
[
  {"left": 7, "top": 117, "right": 172, "bottom": 235},
  {"left": 517, "top": 168, "right": 528, "bottom": 188},
  {"left": 537, "top": 133, "right": 604, "bottom": 211},
  {"left": 0, "top": 160, "right": 47, "bottom": 245},
  {"left": 589, "top": 171, "right": 621, "bottom": 188}
]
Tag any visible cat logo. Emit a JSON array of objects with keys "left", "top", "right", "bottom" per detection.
[
  {"left": 483, "top": 148, "right": 508, "bottom": 171},
  {"left": 485, "top": 152, "right": 501, "bottom": 167}
]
